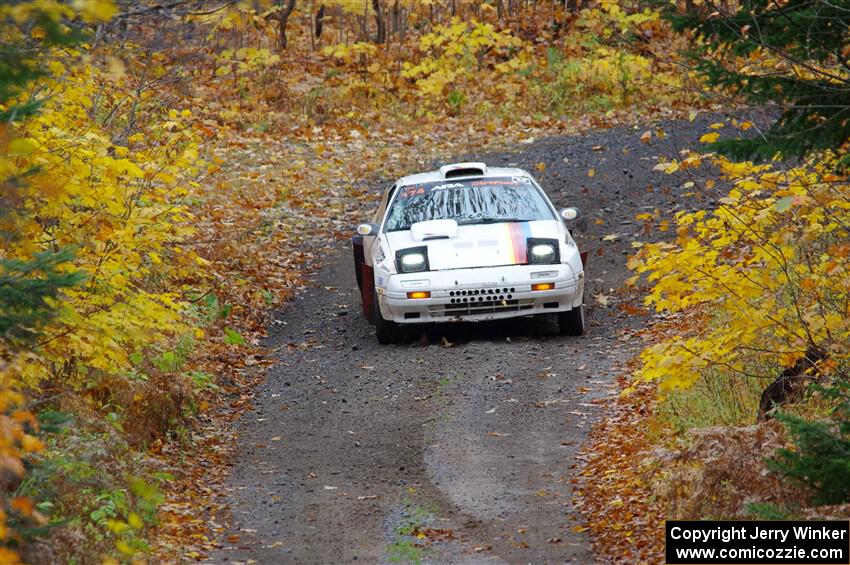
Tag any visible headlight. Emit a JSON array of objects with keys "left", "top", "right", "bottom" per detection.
[
  {"left": 530, "top": 244, "right": 556, "bottom": 263},
  {"left": 527, "top": 238, "right": 560, "bottom": 264},
  {"left": 401, "top": 253, "right": 426, "bottom": 270},
  {"left": 395, "top": 246, "right": 429, "bottom": 273}
]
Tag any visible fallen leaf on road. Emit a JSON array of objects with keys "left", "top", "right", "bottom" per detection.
[
  {"left": 485, "top": 407, "right": 496, "bottom": 414},
  {"left": 594, "top": 293, "right": 611, "bottom": 307},
  {"left": 601, "top": 234, "right": 619, "bottom": 242}
]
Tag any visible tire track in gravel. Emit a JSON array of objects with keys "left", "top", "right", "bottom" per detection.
[{"left": 208, "top": 115, "right": 736, "bottom": 564}]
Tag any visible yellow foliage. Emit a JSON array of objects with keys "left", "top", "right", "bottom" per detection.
[
  {"left": 400, "top": 18, "right": 527, "bottom": 98},
  {"left": 630, "top": 154, "right": 850, "bottom": 391},
  {"left": 2, "top": 53, "right": 204, "bottom": 390},
  {"left": 216, "top": 47, "right": 281, "bottom": 76},
  {"left": 321, "top": 42, "right": 379, "bottom": 64}
]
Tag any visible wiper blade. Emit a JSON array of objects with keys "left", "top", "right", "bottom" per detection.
[{"left": 459, "top": 217, "right": 532, "bottom": 225}]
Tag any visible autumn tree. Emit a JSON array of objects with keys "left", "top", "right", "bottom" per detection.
[
  {"left": 670, "top": 1, "right": 850, "bottom": 164},
  {"left": 276, "top": 0, "right": 297, "bottom": 49},
  {"left": 372, "top": 0, "right": 386, "bottom": 43}
]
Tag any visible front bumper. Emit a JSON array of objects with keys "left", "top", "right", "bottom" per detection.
[{"left": 377, "top": 264, "right": 584, "bottom": 324}]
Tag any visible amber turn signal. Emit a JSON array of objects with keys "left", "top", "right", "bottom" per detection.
[
  {"left": 531, "top": 283, "right": 555, "bottom": 291},
  {"left": 406, "top": 291, "right": 431, "bottom": 299}
]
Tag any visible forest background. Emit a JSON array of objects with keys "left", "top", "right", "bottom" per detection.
[{"left": 1, "top": 0, "right": 848, "bottom": 563}]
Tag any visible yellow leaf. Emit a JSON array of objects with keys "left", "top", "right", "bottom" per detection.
[
  {"left": 699, "top": 132, "right": 720, "bottom": 143},
  {"left": 653, "top": 161, "right": 679, "bottom": 174},
  {"left": 127, "top": 512, "right": 144, "bottom": 529},
  {"left": 72, "top": 0, "right": 117, "bottom": 22},
  {"left": 20, "top": 434, "right": 44, "bottom": 452},
  {"left": 107, "top": 519, "right": 130, "bottom": 535},
  {"left": 8, "top": 138, "right": 37, "bottom": 156},
  {"left": 587, "top": 168, "right": 595, "bottom": 178},
  {"left": 115, "top": 540, "right": 134, "bottom": 555}
]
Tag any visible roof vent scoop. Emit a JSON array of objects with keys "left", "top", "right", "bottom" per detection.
[{"left": 440, "top": 162, "right": 487, "bottom": 179}]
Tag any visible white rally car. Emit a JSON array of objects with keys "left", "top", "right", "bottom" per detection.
[{"left": 351, "top": 162, "right": 586, "bottom": 343}]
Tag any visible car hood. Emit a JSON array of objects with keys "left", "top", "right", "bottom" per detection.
[{"left": 385, "top": 220, "right": 562, "bottom": 271}]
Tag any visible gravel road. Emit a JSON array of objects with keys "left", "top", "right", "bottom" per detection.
[{"left": 209, "top": 116, "right": 729, "bottom": 564}]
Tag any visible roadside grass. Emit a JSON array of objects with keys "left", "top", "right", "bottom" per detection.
[
  {"left": 655, "top": 361, "right": 845, "bottom": 439},
  {"left": 385, "top": 499, "right": 439, "bottom": 564},
  {"left": 431, "top": 372, "right": 462, "bottom": 419},
  {"left": 653, "top": 368, "right": 767, "bottom": 435},
  {"left": 386, "top": 539, "right": 425, "bottom": 564}
]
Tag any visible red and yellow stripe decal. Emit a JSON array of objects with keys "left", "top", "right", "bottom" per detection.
[{"left": 501, "top": 222, "right": 533, "bottom": 264}]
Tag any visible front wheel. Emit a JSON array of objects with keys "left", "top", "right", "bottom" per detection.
[
  {"left": 374, "top": 289, "right": 401, "bottom": 344},
  {"left": 557, "top": 305, "right": 585, "bottom": 336}
]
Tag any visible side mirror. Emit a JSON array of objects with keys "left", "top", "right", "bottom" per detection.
[
  {"left": 560, "top": 207, "right": 580, "bottom": 221},
  {"left": 560, "top": 207, "right": 587, "bottom": 232},
  {"left": 356, "top": 223, "right": 378, "bottom": 236}
]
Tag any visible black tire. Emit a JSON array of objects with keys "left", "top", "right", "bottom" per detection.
[
  {"left": 557, "top": 305, "right": 585, "bottom": 336},
  {"left": 374, "top": 289, "right": 401, "bottom": 344},
  {"left": 352, "top": 236, "right": 365, "bottom": 291},
  {"left": 364, "top": 287, "right": 375, "bottom": 324}
]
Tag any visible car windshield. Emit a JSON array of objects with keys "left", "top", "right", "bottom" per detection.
[{"left": 384, "top": 176, "right": 554, "bottom": 232}]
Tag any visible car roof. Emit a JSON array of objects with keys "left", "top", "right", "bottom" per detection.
[{"left": 395, "top": 163, "right": 532, "bottom": 187}]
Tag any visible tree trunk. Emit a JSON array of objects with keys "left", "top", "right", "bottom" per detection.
[
  {"left": 315, "top": 4, "right": 325, "bottom": 39},
  {"left": 277, "top": 0, "right": 296, "bottom": 50},
  {"left": 360, "top": 0, "right": 368, "bottom": 41},
  {"left": 391, "top": 0, "right": 399, "bottom": 36},
  {"left": 372, "top": 0, "right": 386, "bottom": 43},
  {"left": 757, "top": 346, "right": 825, "bottom": 422}
]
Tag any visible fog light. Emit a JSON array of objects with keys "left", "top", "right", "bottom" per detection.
[
  {"left": 531, "top": 283, "right": 555, "bottom": 291},
  {"left": 407, "top": 291, "right": 431, "bottom": 299}
]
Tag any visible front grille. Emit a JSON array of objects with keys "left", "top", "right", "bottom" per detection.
[
  {"left": 429, "top": 297, "right": 534, "bottom": 317},
  {"left": 447, "top": 286, "right": 518, "bottom": 301}
]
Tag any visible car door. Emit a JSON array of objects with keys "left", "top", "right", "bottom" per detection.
[
  {"left": 353, "top": 183, "right": 395, "bottom": 320},
  {"left": 363, "top": 182, "right": 395, "bottom": 267}
]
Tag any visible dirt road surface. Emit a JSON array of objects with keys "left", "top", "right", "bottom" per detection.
[{"left": 209, "top": 117, "right": 724, "bottom": 564}]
